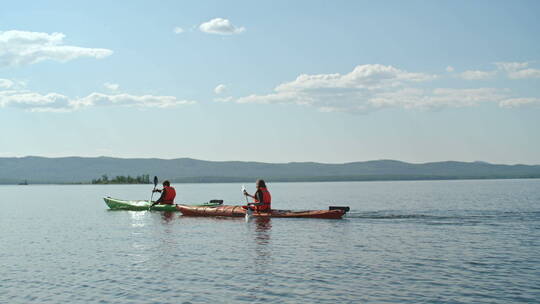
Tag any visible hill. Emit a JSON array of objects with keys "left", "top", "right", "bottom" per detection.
[{"left": 0, "top": 156, "right": 539, "bottom": 184}]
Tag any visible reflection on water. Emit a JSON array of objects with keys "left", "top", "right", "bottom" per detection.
[
  {"left": 251, "top": 218, "right": 273, "bottom": 277},
  {"left": 151, "top": 212, "right": 178, "bottom": 261},
  {"left": 161, "top": 211, "right": 176, "bottom": 223},
  {"left": 253, "top": 217, "right": 272, "bottom": 245},
  {"left": 128, "top": 211, "right": 147, "bottom": 227}
]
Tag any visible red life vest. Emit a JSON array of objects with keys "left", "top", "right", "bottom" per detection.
[
  {"left": 254, "top": 187, "right": 271, "bottom": 211},
  {"left": 162, "top": 186, "right": 176, "bottom": 204}
]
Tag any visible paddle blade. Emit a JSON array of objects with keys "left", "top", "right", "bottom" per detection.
[
  {"left": 245, "top": 206, "right": 253, "bottom": 221},
  {"left": 241, "top": 184, "right": 249, "bottom": 203},
  {"left": 153, "top": 176, "right": 158, "bottom": 187}
]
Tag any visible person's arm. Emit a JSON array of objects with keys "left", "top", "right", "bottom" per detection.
[
  {"left": 158, "top": 189, "right": 166, "bottom": 201},
  {"left": 152, "top": 189, "right": 166, "bottom": 205},
  {"left": 243, "top": 189, "right": 258, "bottom": 205},
  {"left": 251, "top": 190, "right": 264, "bottom": 206},
  {"left": 244, "top": 190, "right": 254, "bottom": 199}
]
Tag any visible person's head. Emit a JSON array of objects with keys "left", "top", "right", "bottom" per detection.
[
  {"left": 163, "top": 180, "right": 170, "bottom": 187},
  {"left": 256, "top": 179, "right": 266, "bottom": 188}
]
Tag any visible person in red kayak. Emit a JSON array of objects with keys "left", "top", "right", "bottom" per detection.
[
  {"left": 243, "top": 179, "right": 272, "bottom": 212},
  {"left": 152, "top": 180, "right": 176, "bottom": 205}
]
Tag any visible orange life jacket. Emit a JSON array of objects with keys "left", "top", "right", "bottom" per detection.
[
  {"left": 162, "top": 186, "right": 176, "bottom": 204},
  {"left": 254, "top": 187, "right": 271, "bottom": 211}
]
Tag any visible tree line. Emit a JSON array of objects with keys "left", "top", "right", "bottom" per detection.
[{"left": 92, "top": 174, "right": 151, "bottom": 184}]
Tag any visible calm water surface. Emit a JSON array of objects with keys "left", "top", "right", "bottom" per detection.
[{"left": 1, "top": 179, "right": 539, "bottom": 303}]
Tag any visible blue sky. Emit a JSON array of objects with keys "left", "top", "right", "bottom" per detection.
[{"left": 1, "top": 0, "right": 539, "bottom": 164}]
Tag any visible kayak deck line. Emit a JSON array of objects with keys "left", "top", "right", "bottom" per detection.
[{"left": 176, "top": 204, "right": 350, "bottom": 219}]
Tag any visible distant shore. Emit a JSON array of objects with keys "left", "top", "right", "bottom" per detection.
[
  {"left": 2, "top": 156, "right": 539, "bottom": 185},
  {"left": 2, "top": 175, "right": 539, "bottom": 185}
]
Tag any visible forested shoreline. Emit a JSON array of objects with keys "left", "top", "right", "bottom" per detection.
[{"left": 91, "top": 174, "right": 151, "bottom": 184}]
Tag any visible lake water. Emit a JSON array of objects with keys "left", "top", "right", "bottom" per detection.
[{"left": 1, "top": 179, "right": 539, "bottom": 303}]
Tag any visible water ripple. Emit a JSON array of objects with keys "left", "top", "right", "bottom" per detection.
[{"left": 1, "top": 180, "right": 539, "bottom": 303}]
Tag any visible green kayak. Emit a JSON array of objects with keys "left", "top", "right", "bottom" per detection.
[{"left": 104, "top": 197, "right": 223, "bottom": 211}]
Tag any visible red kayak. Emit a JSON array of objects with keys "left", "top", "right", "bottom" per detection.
[{"left": 176, "top": 205, "right": 349, "bottom": 219}]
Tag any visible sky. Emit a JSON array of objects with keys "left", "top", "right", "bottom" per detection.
[{"left": 1, "top": 0, "right": 539, "bottom": 164}]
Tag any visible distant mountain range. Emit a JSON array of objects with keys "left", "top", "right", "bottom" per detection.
[{"left": 0, "top": 156, "right": 539, "bottom": 184}]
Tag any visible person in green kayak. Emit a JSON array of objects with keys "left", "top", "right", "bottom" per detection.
[
  {"left": 243, "top": 179, "right": 272, "bottom": 212},
  {"left": 152, "top": 180, "right": 177, "bottom": 205}
]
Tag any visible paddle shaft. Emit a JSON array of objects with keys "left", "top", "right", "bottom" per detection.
[
  {"left": 243, "top": 186, "right": 253, "bottom": 218},
  {"left": 149, "top": 186, "right": 156, "bottom": 203},
  {"left": 149, "top": 176, "right": 159, "bottom": 209}
]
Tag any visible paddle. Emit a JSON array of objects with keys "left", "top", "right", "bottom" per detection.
[
  {"left": 149, "top": 176, "right": 158, "bottom": 210},
  {"left": 242, "top": 184, "right": 252, "bottom": 220}
]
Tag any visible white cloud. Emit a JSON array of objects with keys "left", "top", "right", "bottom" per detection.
[
  {"left": 446, "top": 66, "right": 454, "bottom": 72},
  {"left": 495, "top": 61, "right": 540, "bottom": 79},
  {"left": 104, "top": 82, "right": 119, "bottom": 91},
  {"left": 459, "top": 70, "right": 497, "bottom": 80},
  {"left": 199, "top": 18, "right": 245, "bottom": 35},
  {"left": 507, "top": 68, "right": 540, "bottom": 79},
  {"left": 0, "top": 80, "right": 195, "bottom": 112},
  {"left": 499, "top": 98, "right": 540, "bottom": 108},
  {"left": 368, "top": 88, "right": 508, "bottom": 110},
  {"left": 0, "top": 90, "right": 71, "bottom": 112},
  {"left": 274, "top": 64, "right": 436, "bottom": 92},
  {"left": 214, "top": 96, "right": 233, "bottom": 103},
  {"left": 0, "top": 89, "right": 196, "bottom": 112},
  {"left": 72, "top": 93, "right": 195, "bottom": 109},
  {"left": 235, "top": 64, "right": 442, "bottom": 112},
  {"left": 231, "top": 63, "right": 540, "bottom": 113},
  {"left": 0, "top": 78, "right": 26, "bottom": 89},
  {"left": 214, "top": 84, "right": 227, "bottom": 94},
  {"left": 173, "top": 27, "right": 184, "bottom": 34},
  {"left": 0, "top": 30, "right": 113, "bottom": 67},
  {"left": 0, "top": 78, "right": 14, "bottom": 88},
  {"left": 495, "top": 62, "right": 529, "bottom": 71}
]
